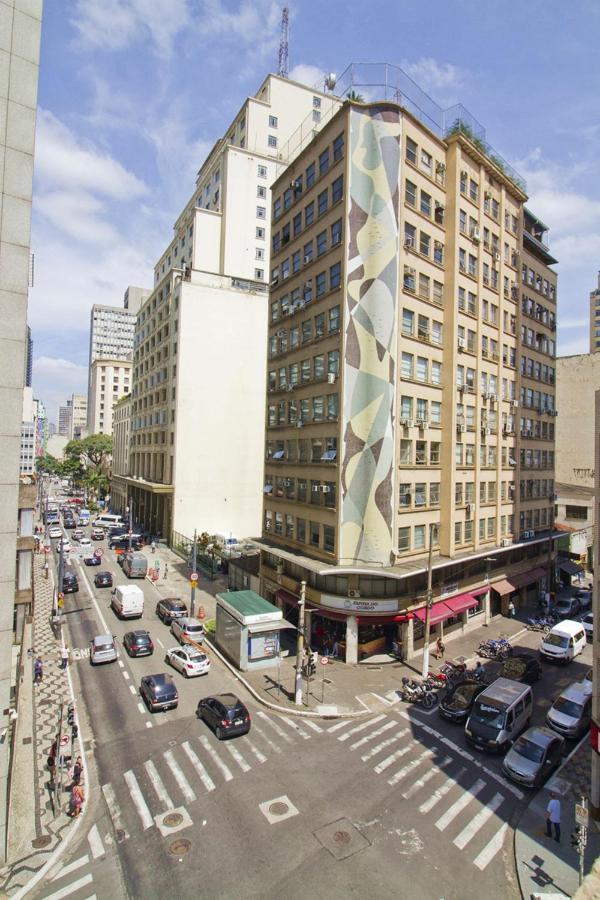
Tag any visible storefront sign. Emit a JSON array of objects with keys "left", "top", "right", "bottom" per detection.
[
  {"left": 440, "top": 582, "right": 459, "bottom": 599},
  {"left": 320, "top": 594, "right": 398, "bottom": 613}
]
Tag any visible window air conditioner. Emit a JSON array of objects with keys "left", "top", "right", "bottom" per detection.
[
  {"left": 347, "top": 589, "right": 361, "bottom": 599},
  {"left": 458, "top": 337, "right": 466, "bottom": 350},
  {"left": 399, "top": 418, "right": 413, "bottom": 427},
  {"left": 466, "top": 503, "right": 473, "bottom": 515}
]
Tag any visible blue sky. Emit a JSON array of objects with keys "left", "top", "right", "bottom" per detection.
[{"left": 30, "top": 0, "right": 600, "bottom": 422}]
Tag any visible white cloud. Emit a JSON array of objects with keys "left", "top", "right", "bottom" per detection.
[
  {"left": 401, "top": 57, "right": 465, "bottom": 93},
  {"left": 35, "top": 190, "right": 119, "bottom": 245},
  {"left": 71, "top": 0, "right": 191, "bottom": 58},
  {"left": 32, "top": 357, "right": 89, "bottom": 425},
  {"left": 288, "top": 64, "right": 325, "bottom": 90}
]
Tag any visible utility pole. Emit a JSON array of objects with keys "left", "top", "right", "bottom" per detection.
[
  {"left": 421, "top": 523, "right": 436, "bottom": 679},
  {"left": 294, "top": 580, "right": 306, "bottom": 705},
  {"left": 190, "top": 529, "right": 197, "bottom": 618},
  {"left": 127, "top": 499, "right": 133, "bottom": 554},
  {"left": 547, "top": 504, "right": 554, "bottom": 592}
]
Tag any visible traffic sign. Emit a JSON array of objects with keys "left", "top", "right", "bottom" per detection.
[
  {"left": 191, "top": 572, "right": 198, "bottom": 581},
  {"left": 320, "top": 656, "right": 329, "bottom": 665},
  {"left": 60, "top": 734, "right": 69, "bottom": 746},
  {"left": 575, "top": 803, "right": 589, "bottom": 827}
]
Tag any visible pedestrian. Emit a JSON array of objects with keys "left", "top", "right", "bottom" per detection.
[
  {"left": 33, "top": 656, "right": 43, "bottom": 685},
  {"left": 43, "top": 560, "right": 49, "bottom": 579},
  {"left": 545, "top": 792, "right": 561, "bottom": 842},
  {"left": 72, "top": 756, "right": 83, "bottom": 786},
  {"left": 434, "top": 636, "right": 445, "bottom": 659},
  {"left": 508, "top": 599, "right": 516, "bottom": 618},
  {"left": 151, "top": 540, "right": 156, "bottom": 554},
  {"left": 69, "top": 784, "right": 85, "bottom": 818},
  {"left": 163, "top": 563, "right": 168, "bottom": 579},
  {"left": 60, "top": 646, "right": 69, "bottom": 670}
]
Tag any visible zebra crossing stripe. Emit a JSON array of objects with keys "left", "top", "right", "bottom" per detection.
[
  {"left": 453, "top": 792, "right": 504, "bottom": 849},
  {"left": 301, "top": 719, "right": 323, "bottom": 733},
  {"left": 256, "top": 711, "right": 294, "bottom": 744},
  {"left": 182, "top": 741, "right": 215, "bottom": 792},
  {"left": 41, "top": 873, "right": 93, "bottom": 900},
  {"left": 337, "top": 715, "right": 386, "bottom": 742},
  {"left": 419, "top": 767, "right": 467, "bottom": 814},
  {"left": 250, "top": 721, "right": 281, "bottom": 754},
  {"left": 51, "top": 854, "right": 88, "bottom": 881},
  {"left": 361, "top": 729, "right": 409, "bottom": 762},
  {"left": 279, "top": 715, "right": 311, "bottom": 740},
  {"left": 87, "top": 824, "right": 104, "bottom": 860},
  {"left": 244, "top": 739, "right": 267, "bottom": 764},
  {"left": 349, "top": 719, "right": 395, "bottom": 750},
  {"left": 198, "top": 735, "right": 233, "bottom": 781},
  {"left": 123, "top": 771, "right": 153, "bottom": 830},
  {"left": 387, "top": 748, "right": 436, "bottom": 786},
  {"left": 225, "top": 742, "right": 251, "bottom": 773},
  {"left": 102, "top": 783, "right": 129, "bottom": 840},
  {"left": 144, "top": 759, "right": 174, "bottom": 809},
  {"left": 473, "top": 822, "right": 509, "bottom": 870},
  {"left": 434, "top": 778, "right": 486, "bottom": 831},
  {"left": 374, "top": 742, "right": 414, "bottom": 774},
  {"left": 401, "top": 756, "right": 453, "bottom": 799},
  {"left": 327, "top": 719, "right": 353, "bottom": 733},
  {"left": 164, "top": 750, "right": 196, "bottom": 804}
]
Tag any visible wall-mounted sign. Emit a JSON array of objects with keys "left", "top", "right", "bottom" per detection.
[{"left": 320, "top": 595, "right": 398, "bottom": 613}]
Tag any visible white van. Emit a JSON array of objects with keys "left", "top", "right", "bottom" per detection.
[
  {"left": 93, "top": 514, "right": 124, "bottom": 529},
  {"left": 539, "top": 620, "right": 586, "bottom": 664},
  {"left": 111, "top": 584, "right": 144, "bottom": 619},
  {"left": 465, "top": 678, "right": 533, "bottom": 752}
]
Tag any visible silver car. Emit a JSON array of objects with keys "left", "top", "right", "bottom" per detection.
[
  {"left": 90, "top": 634, "right": 118, "bottom": 665},
  {"left": 502, "top": 726, "right": 565, "bottom": 787},
  {"left": 546, "top": 682, "right": 592, "bottom": 739},
  {"left": 170, "top": 617, "right": 204, "bottom": 645}
]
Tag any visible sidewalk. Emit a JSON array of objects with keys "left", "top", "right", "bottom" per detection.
[
  {"left": 140, "top": 542, "right": 227, "bottom": 621},
  {"left": 515, "top": 737, "right": 600, "bottom": 898}
]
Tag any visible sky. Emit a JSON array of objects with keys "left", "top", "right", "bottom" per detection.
[{"left": 30, "top": 0, "right": 600, "bottom": 423}]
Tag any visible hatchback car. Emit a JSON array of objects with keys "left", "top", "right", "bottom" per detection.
[
  {"left": 574, "top": 589, "right": 592, "bottom": 611},
  {"left": 72, "top": 529, "right": 85, "bottom": 541},
  {"left": 497, "top": 653, "right": 542, "bottom": 684},
  {"left": 555, "top": 596, "right": 580, "bottom": 619},
  {"left": 546, "top": 682, "right": 592, "bottom": 739},
  {"left": 171, "top": 617, "right": 204, "bottom": 645},
  {"left": 123, "top": 630, "right": 154, "bottom": 657},
  {"left": 91, "top": 528, "right": 105, "bottom": 541},
  {"left": 156, "top": 598, "right": 188, "bottom": 624},
  {"left": 196, "top": 693, "right": 250, "bottom": 740},
  {"left": 78, "top": 536, "right": 91, "bottom": 547},
  {"left": 84, "top": 554, "right": 102, "bottom": 566},
  {"left": 62, "top": 572, "right": 79, "bottom": 593},
  {"left": 49, "top": 526, "right": 62, "bottom": 539},
  {"left": 94, "top": 571, "right": 113, "bottom": 588},
  {"left": 581, "top": 612, "right": 593, "bottom": 641},
  {"left": 166, "top": 645, "right": 211, "bottom": 677},
  {"left": 140, "top": 674, "right": 178, "bottom": 712},
  {"left": 439, "top": 680, "right": 487, "bottom": 724},
  {"left": 502, "top": 726, "right": 565, "bottom": 787},
  {"left": 90, "top": 634, "right": 118, "bottom": 665},
  {"left": 63, "top": 520, "right": 76, "bottom": 530}
]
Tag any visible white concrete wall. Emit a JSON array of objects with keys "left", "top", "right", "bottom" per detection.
[
  {"left": 222, "top": 148, "right": 270, "bottom": 281},
  {"left": 192, "top": 208, "right": 221, "bottom": 272},
  {"left": 88, "top": 359, "right": 131, "bottom": 435},
  {"left": 555, "top": 353, "right": 600, "bottom": 488},
  {"left": 172, "top": 280, "right": 267, "bottom": 540}
]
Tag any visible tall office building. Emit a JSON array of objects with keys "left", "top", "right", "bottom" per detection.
[
  {"left": 258, "top": 65, "right": 558, "bottom": 665},
  {"left": 0, "top": 0, "right": 43, "bottom": 860},
  {"left": 58, "top": 402, "right": 72, "bottom": 437},
  {"left": 590, "top": 272, "right": 600, "bottom": 353},
  {"left": 88, "top": 359, "right": 131, "bottom": 435},
  {"left": 70, "top": 392, "right": 87, "bottom": 439}
]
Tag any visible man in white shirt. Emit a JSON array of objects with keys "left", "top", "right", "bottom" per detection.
[{"left": 546, "top": 792, "right": 561, "bottom": 842}]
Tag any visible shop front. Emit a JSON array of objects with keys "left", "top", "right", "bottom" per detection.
[
  {"left": 557, "top": 557, "right": 585, "bottom": 587},
  {"left": 491, "top": 567, "right": 546, "bottom": 612},
  {"left": 410, "top": 592, "right": 480, "bottom": 656}
]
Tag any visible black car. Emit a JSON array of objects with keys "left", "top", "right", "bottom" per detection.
[
  {"left": 63, "top": 520, "right": 76, "bottom": 530},
  {"left": 439, "top": 680, "right": 487, "bottom": 723},
  {"left": 196, "top": 693, "right": 251, "bottom": 740},
  {"left": 140, "top": 673, "right": 178, "bottom": 712},
  {"left": 84, "top": 555, "right": 102, "bottom": 566},
  {"left": 94, "top": 571, "right": 113, "bottom": 588},
  {"left": 123, "top": 630, "right": 154, "bottom": 657},
  {"left": 62, "top": 573, "right": 79, "bottom": 593},
  {"left": 110, "top": 537, "right": 143, "bottom": 552},
  {"left": 156, "top": 598, "right": 188, "bottom": 624},
  {"left": 498, "top": 654, "right": 542, "bottom": 684}
]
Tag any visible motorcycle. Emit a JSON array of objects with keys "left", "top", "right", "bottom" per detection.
[{"left": 400, "top": 677, "right": 438, "bottom": 709}]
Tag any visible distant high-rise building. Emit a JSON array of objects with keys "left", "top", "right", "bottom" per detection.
[
  {"left": 589, "top": 271, "right": 600, "bottom": 353},
  {"left": 58, "top": 402, "right": 72, "bottom": 437},
  {"left": 20, "top": 388, "right": 35, "bottom": 475},
  {"left": 71, "top": 393, "right": 87, "bottom": 439}
]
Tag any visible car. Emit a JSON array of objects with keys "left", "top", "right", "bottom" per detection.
[
  {"left": 574, "top": 589, "right": 592, "bottom": 611},
  {"left": 502, "top": 726, "right": 565, "bottom": 787},
  {"left": 84, "top": 554, "right": 102, "bottom": 566},
  {"left": 49, "top": 526, "right": 62, "bottom": 539},
  {"left": 156, "top": 597, "right": 188, "bottom": 624},
  {"left": 78, "top": 536, "right": 91, "bottom": 547},
  {"left": 72, "top": 529, "right": 85, "bottom": 541},
  {"left": 555, "top": 596, "right": 580, "bottom": 619},
  {"left": 546, "top": 682, "right": 592, "bottom": 739},
  {"left": 581, "top": 612, "right": 593, "bottom": 641},
  {"left": 496, "top": 653, "right": 542, "bottom": 684},
  {"left": 63, "top": 519, "right": 76, "bottom": 530},
  {"left": 171, "top": 617, "right": 204, "bottom": 645},
  {"left": 91, "top": 528, "right": 105, "bottom": 541},
  {"left": 166, "top": 645, "right": 210, "bottom": 677},
  {"left": 581, "top": 667, "right": 593, "bottom": 690},
  {"left": 62, "top": 573, "right": 79, "bottom": 593},
  {"left": 140, "top": 674, "right": 178, "bottom": 712},
  {"left": 94, "top": 571, "right": 113, "bottom": 588},
  {"left": 438, "top": 680, "right": 487, "bottom": 723},
  {"left": 196, "top": 693, "right": 250, "bottom": 740},
  {"left": 123, "top": 630, "right": 154, "bottom": 657},
  {"left": 90, "top": 634, "right": 118, "bottom": 665},
  {"left": 58, "top": 537, "right": 71, "bottom": 551}
]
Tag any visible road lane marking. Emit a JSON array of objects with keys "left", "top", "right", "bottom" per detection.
[
  {"left": 434, "top": 778, "right": 486, "bottom": 831},
  {"left": 326, "top": 720, "right": 353, "bottom": 733},
  {"left": 250, "top": 721, "right": 281, "bottom": 754},
  {"left": 473, "top": 822, "right": 509, "bottom": 870},
  {"left": 349, "top": 719, "right": 396, "bottom": 750},
  {"left": 164, "top": 751, "right": 196, "bottom": 804},
  {"left": 101, "top": 783, "right": 129, "bottom": 840},
  {"left": 122, "top": 671, "right": 130, "bottom": 680},
  {"left": 337, "top": 715, "right": 386, "bottom": 742},
  {"left": 401, "top": 757, "right": 453, "bottom": 799},
  {"left": 256, "top": 711, "right": 294, "bottom": 744},
  {"left": 145, "top": 721, "right": 152, "bottom": 729},
  {"left": 302, "top": 719, "right": 323, "bottom": 733},
  {"left": 182, "top": 741, "right": 215, "bottom": 792},
  {"left": 123, "top": 770, "right": 153, "bottom": 830},
  {"left": 373, "top": 742, "right": 415, "bottom": 774},
  {"left": 279, "top": 715, "right": 311, "bottom": 740},
  {"left": 453, "top": 792, "right": 504, "bottom": 849},
  {"left": 243, "top": 739, "right": 267, "bottom": 764},
  {"left": 51, "top": 854, "right": 89, "bottom": 880},
  {"left": 198, "top": 735, "right": 233, "bottom": 781},
  {"left": 225, "top": 743, "right": 251, "bottom": 772},
  {"left": 419, "top": 767, "right": 467, "bottom": 814},
  {"left": 129, "top": 685, "right": 136, "bottom": 694},
  {"left": 144, "top": 760, "right": 174, "bottom": 809},
  {"left": 361, "top": 729, "right": 409, "bottom": 762},
  {"left": 42, "top": 873, "right": 94, "bottom": 900},
  {"left": 87, "top": 824, "right": 104, "bottom": 860},
  {"left": 387, "top": 748, "right": 436, "bottom": 786},
  {"left": 137, "top": 702, "right": 146, "bottom": 715},
  {"left": 117, "top": 660, "right": 124, "bottom": 668}
]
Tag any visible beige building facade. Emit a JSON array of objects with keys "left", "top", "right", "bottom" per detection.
[
  {"left": 87, "top": 359, "right": 131, "bottom": 436},
  {"left": 110, "top": 393, "right": 131, "bottom": 513}
]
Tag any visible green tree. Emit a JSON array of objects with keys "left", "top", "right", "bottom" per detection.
[
  {"left": 36, "top": 453, "right": 59, "bottom": 474},
  {"left": 347, "top": 89, "right": 365, "bottom": 102},
  {"left": 65, "top": 434, "right": 112, "bottom": 471}
]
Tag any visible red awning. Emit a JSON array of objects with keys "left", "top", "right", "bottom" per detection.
[
  {"left": 444, "top": 593, "right": 479, "bottom": 614},
  {"left": 413, "top": 601, "right": 454, "bottom": 625},
  {"left": 470, "top": 586, "right": 489, "bottom": 597},
  {"left": 356, "top": 614, "right": 414, "bottom": 624}
]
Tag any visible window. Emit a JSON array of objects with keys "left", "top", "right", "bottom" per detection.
[
  {"left": 414, "top": 483, "right": 426, "bottom": 507},
  {"left": 333, "top": 134, "right": 344, "bottom": 161},
  {"left": 316, "top": 230, "right": 327, "bottom": 257},
  {"left": 401, "top": 352, "right": 414, "bottom": 379},
  {"left": 406, "top": 138, "right": 417, "bottom": 165},
  {"left": 400, "top": 439, "right": 412, "bottom": 464},
  {"left": 304, "top": 240, "right": 313, "bottom": 264},
  {"left": 292, "top": 250, "right": 301, "bottom": 273},
  {"left": 399, "top": 483, "right": 411, "bottom": 507},
  {"left": 318, "top": 189, "right": 328, "bottom": 216},
  {"left": 269, "top": 115, "right": 278, "bottom": 128},
  {"left": 331, "top": 219, "right": 342, "bottom": 246},
  {"left": 258, "top": 165, "right": 267, "bottom": 178},
  {"left": 256, "top": 227, "right": 265, "bottom": 240},
  {"left": 310, "top": 521, "right": 320, "bottom": 547},
  {"left": 419, "top": 231, "right": 431, "bottom": 256},
  {"left": 330, "top": 262, "right": 341, "bottom": 290},
  {"left": 316, "top": 271, "right": 327, "bottom": 296},
  {"left": 402, "top": 308, "right": 414, "bottom": 336},
  {"left": 254, "top": 268, "right": 264, "bottom": 280},
  {"left": 268, "top": 135, "right": 278, "bottom": 148},
  {"left": 414, "top": 524, "right": 426, "bottom": 549},
  {"left": 256, "top": 248, "right": 265, "bottom": 260},
  {"left": 257, "top": 185, "right": 267, "bottom": 199},
  {"left": 454, "top": 522, "right": 463, "bottom": 545},
  {"left": 416, "top": 356, "right": 428, "bottom": 383},
  {"left": 319, "top": 148, "right": 330, "bottom": 176},
  {"left": 305, "top": 202, "right": 314, "bottom": 227},
  {"left": 323, "top": 525, "right": 335, "bottom": 553},
  {"left": 293, "top": 213, "right": 302, "bottom": 236},
  {"left": 313, "top": 96, "right": 321, "bottom": 109},
  {"left": 398, "top": 526, "right": 410, "bottom": 551},
  {"left": 306, "top": 162, "right": 316, "bottom": 188},
  {"left": 257, "top": 205, "right": 266, "bottom": 219},
  {"left": 420, "top": 190, "right": 432, "bottom": 217},
  {"left": 405, "top": 180, "right": 417, "bottom": 207},
  {"left": 283, "top": 188, "right": 292, "bottom": 210},
  {"left": 332, "top": 175, "right": 343, "bottom": 203},
  {"left": 328, "top": 305, "right": 340, "bottom": 332}
]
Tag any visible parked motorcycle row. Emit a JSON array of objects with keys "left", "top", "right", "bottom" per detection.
[{"left": 399, "top": 658, "right": 487, "bottom": 709}]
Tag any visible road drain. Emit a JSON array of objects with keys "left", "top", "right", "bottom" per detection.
[
  {"left": 163, "top": 812, "right": 184, "bottom": 828},
  {"left": 168, "top": 838, "right": 191, "bottom": 856},
  {"left": 269, "top": 802, "right": 289, "bottom": 816}
]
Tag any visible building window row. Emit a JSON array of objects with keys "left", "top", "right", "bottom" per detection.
[
  {"left": 404, "top": 225, "right": 444, "bottom": 265},
  {"left": 267, "top": 393, "right": 339, "bottom": 427},
  {"left": 264, "top": 476, "right": 337, "bottom": 509},
  {"left": 272, "top": 218, "right": 342, "bottom": 275},
  {"left": 519, "top": 507, "right": 552, "bottom": 533},
  {"left": 522, "top": 264, "right": 556, "bottom": 301},
  {"left": 401, "top": 309, "right": 443, "bottom": 345},
  {"left": 398, "top": 481, "right": 440, "bottom": 509},
  {"left": 405, "top": 137, "right": 446, "bottom": 186},
  {"left": 519, "top": 387, "right": 555, "bottom": 413},
  {"left": 266, "top": 436, "right": 337, "bottom": 464},
  {"left": 519, "top": 418, "right": 555, "bottom": 441},
  {"left": 521, "top": 294, "right": 556, "bottom": 330},
  {"left": 398, "top": 521, "right": 440, "bottom": 554},
  {"left": 265, "top": 512, "right": 335, "bottom": 554},
  {"left": 400, "top": 438, "right": 441, "bottom": 467},
  {"left": 399, "top": 396, "right": 442, "bottom": 426},
  {"left": 520, "top": 478, "right": 554, "bottom": 501},
  {"left": 272, "top": 133, "right": 345, "bottom": 222},
  {"left": 405, "top": 180, "right": 445, "bottom": 224},
  {"left": 400, "top": 352, "right": 442, "bottom": 385}
]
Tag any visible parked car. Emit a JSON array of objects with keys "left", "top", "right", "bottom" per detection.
[
  {"left": 438, "top": 680, "right": 487, "bottom": 724},
  {"left": 91, "top": 528, "right": 105, "bottom": 541},
  {"left": 62, "top": 572, "right": 79, "bottom": 593},
  {"left": 166, "top": 645, "right": 210, "bottom": 677},
  {"left": 171, "top": 617, "right": 204, "bottom": 645},
  {"left": 140, "top": 674, "right": 178, "bottom": 712},
  {"left": 49, "top": 526, "right": 62, "bottom": 539},
  {"left": 581, "top": 612, "right": 593, "bottom": 641},
  {"left": 574, "top": 589, "right": 592, "bottom": 611},
  {"left": 123, "top": 630, "right": 154, "bottom": 658},
  {"left": 84, "top": 554, "right": 102, "bottom": 566},
  {"left": 94, "top": 571, "right": 113, "bottom": 588},
  {"left": 497, "top": 653, "right": 542, "bottom": 684},
  {"left": 156, "top": 597, "right": 188, "bottom": 624},
  {"left": 63, "top": 520, "right": 76, "bottom": 530},
  {"left": 196, "top": 694, "right": 250, "bottom": 740},
  {"left": 546, "top": 682, "right": 592, "bottom": 739},
  {"left": 90, "top": 634, "right": 118, "bottom": 665},
  {"left": 502, "top": 726, "right": 565, "bottom": 787},
  {"left": 555, "top": 596, "right": 581, "bottom": 619}
]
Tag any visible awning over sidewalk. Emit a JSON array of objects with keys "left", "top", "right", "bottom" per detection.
[
  {"left": 444, "top": 593, "right": 479, "bottom": 614},
  {"left": 558, "top": 558, "right": 584, "bottom": 577},
  {"left": 413, "top": 600, "right": 454, "bottom": 625},
  {"left": 491, "top": 579, "right": 515, "bottom": 596},
  {"left": 510, "top": 567, "right": 546, "bottom": 589}
]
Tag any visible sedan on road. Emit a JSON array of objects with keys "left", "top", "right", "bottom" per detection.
[
  {"left": 581, "top": 612, "right": 593, "bottom": 641},
  {"left": 574, "top": 589, "right": 592, "bottom": 611},
  {"left": 78, "top": 536, "right": 92, "bottom": 547},
  {"left": 166, "top": 645, "right": 210, "bottom": 677},
  {"left": 90, "top": 634, "right": 118, "bottom": 665},
  {"left": 84, "top": 554, "right": 102, "bottom": 566},
  {"left": 123, "top": 630, "right": 154, "bottom": 658},
  {"left": 49, "top": 526, "right": 62, "bottom": 539},
  {"left": 438, "top": 680, "right": 487, "bottom": 724},
  {"left": 156, "top": 598, "right": 188, "bottom": 624},
  {"left": 62, "top": 573, "right": 79, "bottom": 593},
  {"left": 58, "top": 539, "right": 71, "bottom": 553},
  {"left": 94, "top": 571, "right": 113, "bottom": 588},
  {"left": 171, "top": 617, "right": 204, "bottom": 645},
  {"left": 140, "top": 674, "right": 178, "bottom": 712},
  {"left": 72, "top": 529, "right": 85, "bottom": 541},
  {"left": 496, "top": 653, "right": 542, "bottom": 684},
  {"left": 91, "top": 528, "right": 105, "bottom": 541},
  {"left": 196, "top": 693, "right": 250, "bottom": 740},
  {"left": 502, "top": 726, "right": 565, "bottom": 788},
  {"left": 555, "top": 596, "right": 580, "bottom": 619},
  {"left": 546, "top": 682, "right": 592, "bottom": 739}
]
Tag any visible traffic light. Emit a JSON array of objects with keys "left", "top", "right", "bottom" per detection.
[
  {"left": 570, "top": 826, "right": 581, "bottom": 849},
  {"left": 67, "top": 704, "right": 75, "bottom": 727}
]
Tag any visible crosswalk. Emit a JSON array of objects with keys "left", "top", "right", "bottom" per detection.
[
  {"left": 101, "top": 711, "right": 324, "bottom": 842},
  {"left": 327, "top": 711, "right": 516, "bottom": 872},
  {"left": 40, "top": 825, "right": 105, "bottom": 899}
]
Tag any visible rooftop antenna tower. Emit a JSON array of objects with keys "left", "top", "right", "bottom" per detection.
[{"left": 278, "top": 6, "right": 289, "bottom": 78}]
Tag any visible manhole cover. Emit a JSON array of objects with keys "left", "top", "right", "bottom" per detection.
[
  {"left": 168, "top": 838, "right": 191, "bottom": 856},
  {"left": 31, "top": 835, "right": 52, "bottom": 849},
  {"left": 269, "top": 801, "right": 289, "bottom": 816},
  {"left": 314, "top": 818, "right": 371, "bottom": 860},
  {"left": 163, "top": 812, "right": 183, "bottom": 828},
  {"left": 334, "top": 830, "right": 351, "bottom": 844}
]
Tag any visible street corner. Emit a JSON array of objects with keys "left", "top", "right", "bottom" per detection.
[{"left": 258, "top": 795, "right": 300, "bottom": 825}]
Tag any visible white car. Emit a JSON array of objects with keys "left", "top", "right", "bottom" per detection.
[
  {"left": 78, "top": 536, "right": 92, "bottom": 547},
  {"left": 49, "top": 526, "right": 62, "bottom": 539},
  {"left": 58, "top": 539, "right": 71, "bottom": 552},
  {"left": 581, "top": 612, "right": 593, "bottom": 641},
  {"left": 170, "top": 617, "right": 205, "bottom": 645},
  {"left": 165, "top": 645, "right": 210, "bottom": 677}
]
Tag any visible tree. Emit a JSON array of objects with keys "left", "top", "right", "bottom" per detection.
[
  {"left": 65, "top": 434, "right": 112, "bottom": 472},
  {"left": 347, "top": 90, "right": 365, "bottom": 102},
  {"left": 36, "top": 453, "right": 59, "bottom": 474}
]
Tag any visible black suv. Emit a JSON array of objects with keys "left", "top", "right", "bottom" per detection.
[
  {"left": 140, "top": 674, "right": 178, "bottom": 712},
  {"left": 197, "top": 693, "right": 251, "bottom": 740},
  {"left": 62, "top": 572, "right": 79, "bottom": 593},
  {"left": 156, "top": 598, "right": 188, "bottom": 624},
  {"left": 123, "top": 630, "right": 154, "bottom": 657}
]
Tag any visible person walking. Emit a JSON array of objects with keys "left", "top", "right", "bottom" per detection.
[
  {"left": 60, "top": 646, "right": 69, "bottom": 670},
  {"left": 163, "top": 563, "right": 168, "bottom": 580},
  {"left": 508, "top": 599, "right": 516, "bottom": 618},
  {"left": 69, "top": 784, "right": 85, "bottom": 818},
  {"left": 33, "top": 656, "right": 43, "bottom": 685},
  {"left": 434, "top": 635, "right": 445, "bottom": 659},
  {"left": 72, "top": 756, "right": 83, "bottom": 787},
  {"left": 545, "top": 792, "right": 561, "bottom": 842}
]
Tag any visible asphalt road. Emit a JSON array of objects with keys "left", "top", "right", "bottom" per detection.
[{"left": 31, "top": 516, "right": 593, "bottom": 900}]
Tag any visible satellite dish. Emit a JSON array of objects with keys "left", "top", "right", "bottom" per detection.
[{"left": 324, "top": 72, "right": 337, "bottom": 91}]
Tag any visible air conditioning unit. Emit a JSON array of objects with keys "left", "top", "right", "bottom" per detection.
[
  {"left": 457, "top": 337, "right": 466, "bottom": 350},
  {"left": 493, "top": 250, "right": 500, "bottom": 262},
  {"left": 457, "top": 423, "right": 466, "bottom": 433},
  {"left": 276, "top": 563, "right": 284, "bottom": 574},
  {"left": 320, "top": 485, "right": 331, "bottom": 493},
  {"left": 311, "top": 484, "right": 321, "bottom": 492},
  {"left": 488, "top": 393, "right": 497, "bottom": 403},
  {"left": 296, "top": 421, "right": 304, "bottom": 428},
  {"left": 276, "top": 329, "right": 286, "bottom": 338},
  {"left": 416, "top": 418, "right": 427, "bottom": 428},
  {"left": 501, "top": 539, "right": 512, "bottom": 547},
  {"left": 404, "top": 238, "right": 415, "bottom": 250},
  {"left": 510, "top": 399, "right": 518, "bottom": 408},
  {"left": 327, "top": 373, "right": 337, "bottom": 384},
  {"left": 461, "top": 170, "right": 468, "bottom": 180},
  {"left": 303, "top": 255, "right": 311, "bottom": 264},
  {"left": 347, "top": 589, "right": 361, "bottom": 599},
  {"left": 482, "top": 427, "right": 490, "bottom": 436},
  {"left": 286, "top": 307, "right": 294, "bottom": 315},
  {"left": 458, "top": 384, "right": 466, "bottom": 393},
  {"left": 419, "top": 330, "right": 431, "bottom": 342},
  {"left": 406, "top": 266, "right": 416, "bottom": 277},
  {"left": 436, "top": 162, "right": 446, "bottom": 174},
  {"left": 287, "top": 384, "right": 295, "bottom": 392},
  {"left": 399, "top": 417, "right": 413, "bottom": 427},
  {"left": 484, "top": 190, "right": 492, "bottom": 200},
  {"left": 466, "top": 503, "right": 473, "bottom": 516},
  {"left": 470, "top": 226, "right": 480, "bottom": 242}
]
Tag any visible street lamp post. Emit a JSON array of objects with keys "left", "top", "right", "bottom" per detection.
[
  {"left": 126, "top": 500, "right": 133, "bottom": 554},
  {"left": 294, "top": 580, "right": 306, "bottom": 705},
  {"left": 190, "top": 529, "right": 197, "bottom": 618},
  {"left": 421, "top": 524, "right": 437, "bottom": 679},
  {"left": 483, "top": 557, "right": 496, "bottom": 626}
]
